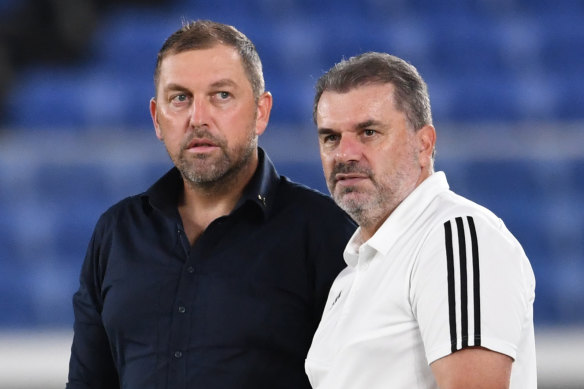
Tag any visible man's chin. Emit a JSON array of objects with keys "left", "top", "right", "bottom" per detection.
[
  {"left": 334, "top": 191, "right": 368, "bottom": 209},
  {"left": 179, "top": 164, "right": 227, "bottom": 186},
  {"left": 335, "top": 186, "right": 365, "bottom": 198}
]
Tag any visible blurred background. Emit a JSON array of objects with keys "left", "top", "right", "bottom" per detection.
[{"left": 0, "top": 0, "right": 583, "bottom": 387}]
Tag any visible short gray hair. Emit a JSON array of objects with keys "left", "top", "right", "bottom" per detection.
[{"left": 314, "top": 52, "right": 432, "bottom": 131}]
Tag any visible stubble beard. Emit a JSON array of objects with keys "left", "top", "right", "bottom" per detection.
[
  {"left": 328, "top": 161, "right": 408, "bottom": 231},
  {"left": 173, "top": 125, "right": 257, "bottom": 190},
  {"left": 328, "top": 161, "right": 380, "bottom": 228}
]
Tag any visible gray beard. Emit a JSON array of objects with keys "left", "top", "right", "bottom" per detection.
[
  {"left": 175, "top": 131, "right": 257, "bottom": 191},
  {"left": 333, "top": 186, "right": 387, "bottom": 230}
]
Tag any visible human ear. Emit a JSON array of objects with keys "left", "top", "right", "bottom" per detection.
[
  {"left": 150, "top": 98, "right": 163, "bottom": 141},
  {"left": 417, "top": 124, "right": 436, "bottom": 166},
  {"left": 255, "top": 92, "right": 273, "bottom": 136}
]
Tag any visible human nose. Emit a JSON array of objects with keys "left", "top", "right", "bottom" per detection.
[
  {"left": 189, "top": 98, "right": 210, "bottom": 127},
  {"left": 335, "top": 134, "right": 362, "bottom": 163}
]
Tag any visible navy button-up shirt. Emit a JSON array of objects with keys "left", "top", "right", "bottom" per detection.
[{"left": 67, "top": 148, "right": 356, "bottom": 389}]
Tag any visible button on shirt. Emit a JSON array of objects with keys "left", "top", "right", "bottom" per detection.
[
  {"left": 67, "top": 148, "right": 356, "bottom": 389},
  {"left": 306, "top": 172, "right": 536, "bottom": 389}
]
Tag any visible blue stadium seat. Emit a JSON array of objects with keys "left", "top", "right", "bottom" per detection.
[
  {"left": 551, "top": 258, "right": 584, "bottom": 323},
  {"left": 90, "top": 7, "right": 176, "bottom": 77},
  {"left": 265, "top": 75, "right": 315, "bottom": 125},
  {"left": 2, "top": 0, "right": 584, "bottom": 329},
  {"left": 448, "top": 72, "right": 521, "bottom": 121},
  {"left": 428, "top": 13, "right": 508, "bottom": 77},
  {"left": 519, "top": 0, "right": 584, "bottom": 13},
  {"left": 5, "top": 67, "right": 88, "bottom": 128},
  {"left": 0, "top": 263, "right": 37, "bottom": 326},
  {"left": 453, "top": 160, "right": 550, "bottom": 256},
  {"left": 3, "top": 0, "right": 584, "bottom": 128}
]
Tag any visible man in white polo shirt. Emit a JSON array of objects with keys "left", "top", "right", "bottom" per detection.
[{"left": 305, "top": 52, "right": 536, "bottom": 389}]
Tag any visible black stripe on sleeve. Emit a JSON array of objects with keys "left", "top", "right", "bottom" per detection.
[
  {"left": 455, "top": 217, "right": 469, "bottom": 348},
  {"left": 444, "top": 221, "right": 457, "bottom": 353},
  {"left": 467, "top": 216, "right": 481, "bottom": 346}
]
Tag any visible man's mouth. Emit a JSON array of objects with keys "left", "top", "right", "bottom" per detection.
[
  {"left": 330, "top": 162, "right": 372, "bottom": 189},
  {"left": 186, "top": 138, "right": 218, "bottom": 151},
  {"left": 334, "top": 173, "right": 369, "bottom": 186}
]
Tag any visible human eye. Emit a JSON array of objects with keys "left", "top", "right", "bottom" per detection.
[
  {"left": 325, "top": 134, "right": 339, "bottom": 142},
  {"left": 363, "top": 129, "right": 377, "bottom": 137},
  {"left": 170, "top": 93, "right": 190, "bottom": 106},
  {"left": 321, "top": 133, "right": 340, "bottom": 144},
  {"left": 214, "top": 91, "right": 232, "bottom": 101}
]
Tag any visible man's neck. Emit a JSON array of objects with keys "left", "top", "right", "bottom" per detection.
[{"left": 178, "top": 156, "right": 258, "bottom": 246}]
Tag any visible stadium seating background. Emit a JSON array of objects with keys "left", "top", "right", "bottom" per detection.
[{"left": 0, "top": 0, "right": 583, "bottom": 387}]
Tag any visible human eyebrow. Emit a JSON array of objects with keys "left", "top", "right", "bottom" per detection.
[
  {"left": 356, "top": 119, "right": 382, "bottom": 130},
  {"left": 163, "top": 83, "right": 190, "bottom": 94},
  {"left": 210, "top": 79, "right": 238, "bottom": 90},
  {"left": 317, "top": 127, "right": 338, "bottom": 136}
]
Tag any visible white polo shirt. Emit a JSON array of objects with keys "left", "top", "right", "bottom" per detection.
[{"left": 306, "top": 172, "right": 536, "bottom": 389}]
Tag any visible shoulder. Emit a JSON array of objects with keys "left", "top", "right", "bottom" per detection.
[
  {"left": 93, "top": 193, "right": 148, "bottom": 234},
  {"left": 81, "top": 194, "right": 148, "bottom": 279},
  {"left": 420, "top": 189, "right": 509, "bottom": 239},
  {"left": 417, "top": 189, "right": 533, "bottom": 282}
]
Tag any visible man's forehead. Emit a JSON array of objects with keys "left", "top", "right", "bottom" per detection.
[
  {"left": 326, "top": 82, "right": 395, "bottom": 98},
  {"left": 316, "top": 84, "right": 401, "bottom": 128},
  {"left": 320, "top": 83, "right": 396, "bottom": 108},
  {"left": 157, "top": 46, "right": 247, "bottom": 88},
  {"left": 161, "top": 45, "right": 241, "bottom": 68},
  {"left": 319, "top": 84, "right": 392, "bottom": 106}
]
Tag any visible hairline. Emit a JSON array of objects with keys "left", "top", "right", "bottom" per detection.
[
  {"left": 314, "top": 79, "right": 418, "bottom": 130},
  {"left": 153, "top": 21, "right": 265, "bottom": 102},
  {"left": 155, "top": 43, "right": 262, "bottom": 100}
]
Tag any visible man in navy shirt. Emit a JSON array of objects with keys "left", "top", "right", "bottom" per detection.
[{"left": 66, "top": 20, "right": 355, "bottom": 389}]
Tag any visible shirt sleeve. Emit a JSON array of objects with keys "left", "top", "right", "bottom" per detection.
[
  {"left": 410, "top": 213, "right": 535, "bottom": 365},
  {"left": 67, "top": 218, "right": 119, "bottom": 389}
]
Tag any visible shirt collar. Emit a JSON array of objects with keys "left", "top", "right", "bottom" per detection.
[
  {"left": 143, "top": 147, "right": 279, "bottom": 220},
  {"left": 144, "top": 166, "right": 182, "bottom": 217},
  {"left": 344, "top": 171, "right": 450, "bottom": 267},
  {"left": 236, "top": 147, "right": 279, "bottom": 220}
]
